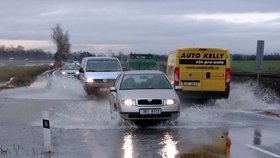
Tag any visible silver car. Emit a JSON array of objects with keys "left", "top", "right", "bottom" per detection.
[
  {"left": 61, "top": 63, "right": 80, "bottom": 77},
  {"left": 79, "top": 57, "right": 122, "bottom": 95},
  {"left": 109, "top": 70, "right": 181, "bottom": 121}
]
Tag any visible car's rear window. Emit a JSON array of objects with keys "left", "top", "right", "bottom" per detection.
[
  {"left": 86, "top": 59, "right": 122, "bottom": 72},
  {"left": 120, "top": 73, "right": 172, "bottom": 90}
]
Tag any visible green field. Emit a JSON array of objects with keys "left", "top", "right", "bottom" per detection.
[
  {"left": 156, "top": 60, "right": 280, "bottom": 73},
  {"left": 0, "top": 60, "right": 52, "bottom": 83},
  {"left": 231, "top": 60, "right": 280, "bottom": 73}
]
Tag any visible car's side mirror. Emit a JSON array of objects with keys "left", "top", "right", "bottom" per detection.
[
  {"left": 79, "top": 68, "right": 84, "bottom": 73},
  {"left": 110, "top": 87, "right": 117, "bottom": 92},
  {"left": 174, "top": 86, "right": 182, "bottom": 91}
]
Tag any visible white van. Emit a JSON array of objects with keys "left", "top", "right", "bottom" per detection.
[{"left": 79, "top": 57, "right": 123, "bottom": 95}]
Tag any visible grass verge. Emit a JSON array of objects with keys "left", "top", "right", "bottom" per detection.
[{"left": 0, "top": 65, "right": 51, "bottom": 89}]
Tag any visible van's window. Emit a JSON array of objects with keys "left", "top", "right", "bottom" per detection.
[{"left": 86, "top": 60, "right": 122, "bottom": 72}]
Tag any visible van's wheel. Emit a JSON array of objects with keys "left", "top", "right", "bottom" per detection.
[{"left": 224, "top": 86, "right": 230, "bottom": 99}]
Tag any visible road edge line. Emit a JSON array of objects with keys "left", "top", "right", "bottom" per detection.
[{"left": 246, "top": 144, "right": 280, "bottom": 158}]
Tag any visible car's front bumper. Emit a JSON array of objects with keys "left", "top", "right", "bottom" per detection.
[
  {"left": 120, "top": 111, "right": 179, "bottom": 120},
  {"left": 119, "top": 104, "right": 180, "bottom": 120},
  {"left": 84, "top": 82, "right": 114, "bottom": 94}
]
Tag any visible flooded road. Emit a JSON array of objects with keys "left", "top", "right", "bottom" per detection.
[{"left": 0, "top": 76, "right": 280, "bottom": 158}]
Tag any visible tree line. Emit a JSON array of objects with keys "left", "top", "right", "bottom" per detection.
[
  {"left": 231, "top": 53, "right": 280, "bottom": 60},
  {"left": 0, "top": 45, "right": 53, "bottom": 60},
  {"left": 1, "top": 46, "right": 280, "bottom": 62},
  {"left": 0, "top": 45, "right": 97, "bottom": 61}
]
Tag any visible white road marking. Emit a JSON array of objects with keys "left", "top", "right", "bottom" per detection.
[
  {"left": 82, "top": 129, "right": 109, "bottom": 158},
  {"left": 246, "top": 144, "right": 280, "bottom": 158}
]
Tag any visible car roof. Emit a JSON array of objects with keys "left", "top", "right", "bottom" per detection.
[
  {"left": 123, "top": 70, "right": 164, "bottom": 75},
  {"left": 84, "top": 57, "right": 120, "bottom": 60}
]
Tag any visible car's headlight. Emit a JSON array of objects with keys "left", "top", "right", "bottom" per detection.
[
  {"left": 86, "top": 78, "right": 94, "bottom": 83},
  {"left": 62, "top": 71, "right": 66, "bottom": 75},
  {"left": 164, "top": 99, "right": 177, "bottom": 105},
  {"left": 122, "top": 99, "right": 136, "bottom": 106},
  {"left": 75, "top": 71, "right": 79, "bottom": 75}
]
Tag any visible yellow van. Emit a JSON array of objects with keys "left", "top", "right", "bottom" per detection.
[{"left": 166, "top": 48, "right": 230, "bottom": 99}]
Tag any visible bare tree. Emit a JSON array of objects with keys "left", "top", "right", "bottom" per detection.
[{"left": 51, "top": 24, "right": 71, "bottom": 61}]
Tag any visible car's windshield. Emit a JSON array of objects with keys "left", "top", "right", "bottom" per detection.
[
  {"left": 86, "top": 59, "right": 122, "bottom": 72},
  {"left": 120, "top": 73, "right": 172, "bottom": 90},
  {"left": 62, "top": 64, "right": 79, "bottom": 70}
]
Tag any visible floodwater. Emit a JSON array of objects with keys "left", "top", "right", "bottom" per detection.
[{"left": 0, "top": 75, "right": 280, "bottom": 158}]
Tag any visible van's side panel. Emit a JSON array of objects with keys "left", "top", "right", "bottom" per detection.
[
  {"left": 179, "top": 48, "right": 228, "bottom": 91},
  {"left": 168, "top": 48, "right": 230, "bottom": 99}
]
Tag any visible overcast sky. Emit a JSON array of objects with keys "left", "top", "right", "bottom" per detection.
[{"left": 0, "top": 0, "right": 280, "bottom": 55}]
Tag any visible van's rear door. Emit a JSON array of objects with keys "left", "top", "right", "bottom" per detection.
[{"left": 179, "top": 48, "right": 228, "bottom": 92}]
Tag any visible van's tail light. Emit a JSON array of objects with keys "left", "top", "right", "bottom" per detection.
[
  {"left": 226, "top": 68, "right": 230, "bottom": 83},
  {"left": 174, "top": 67, "right": 179, "bottom": 86},
  {"left": 225, "top": 135, "right": 231, "bottom": 156}
]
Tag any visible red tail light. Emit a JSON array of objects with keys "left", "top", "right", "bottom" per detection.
[
  {"left": 225, "top": 135, "right": 231, "bottom": 156},
  {"left": 174, "top": 67, "right": 179, "bottom": 86},
  {"left": 226, "top": 136, "right": 231, "bottom": 148},
  {"left": 226, "top": 68, "right": 230, "bottom": 83}
]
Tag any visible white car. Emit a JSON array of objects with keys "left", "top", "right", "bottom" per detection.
[
  {"left": 109, "top": 70, "right": 181, "bottom": 121},
  {"left": 79, "top": 57, "right": 123, "bottom": 95}
]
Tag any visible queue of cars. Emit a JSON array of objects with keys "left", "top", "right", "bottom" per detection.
[
  {"left": 58, "top": 56, "right": 181, "bottom": 122},
  {"left": 58, "top": 47, "right": 231, "bottom": 122},
  {"left": 56, "top": 54, "right": 231, "bottom": 157}
]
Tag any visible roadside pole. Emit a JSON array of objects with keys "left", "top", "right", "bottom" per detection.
[
  {"left": 256, "top": 40, "right": 264, "bottom": 86},
  {"left": 42, "top": 111, "right": 51, "bottom": 153}
]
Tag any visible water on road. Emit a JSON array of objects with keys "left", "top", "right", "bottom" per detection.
[{"left": 0, "top": 76, "right": 279, "bottom": 158}]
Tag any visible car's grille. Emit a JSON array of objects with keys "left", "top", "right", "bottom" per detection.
[
  {"left": 128, "top": 113, "right": 172, "bottom": 118},
  {"left": 137, "top": 99, "right": 162, "bottom": 105},
  {"left": 94, "top": 79, "right": 115, "bottom": 83}
]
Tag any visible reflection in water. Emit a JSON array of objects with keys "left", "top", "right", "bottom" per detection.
[
  {"left": 122, "top": 132, "right": 134, "bottom": 158},
  {"left": 160, "top": 132, "right": 178, "bottom": 158},
  {"left": 120, "top": 129, "right": 231, "bottom": 158},
  {"left": 176, "top": 128, "right": 231, "bottom": 158}
]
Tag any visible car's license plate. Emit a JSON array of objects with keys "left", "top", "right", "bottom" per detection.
[
  {"left": 100, "top": 88, "right": 109, "bottom": 91},
  {"left": 183, "top": 82, "right": 199, "bottom": 86},
  {"left": 139, "top": 109, "right": 161, "bottom": 115}
]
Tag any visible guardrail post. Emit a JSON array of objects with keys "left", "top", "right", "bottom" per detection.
[{"left": 42, "top": 111, "right": 51, "bottom": 153}]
